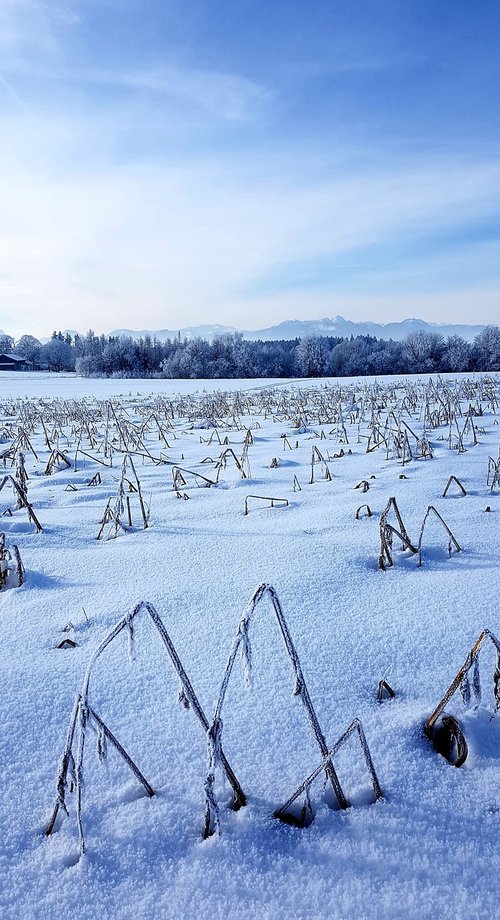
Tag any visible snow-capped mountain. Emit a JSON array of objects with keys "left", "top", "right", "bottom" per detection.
[
  {"left": 108, "top": 324, "right": 238, "bottom": 342},
  {"left": 107, "top": 316, "right": 488, "bottom": 343},
  {"left": 241, "top": 316, "right": 488, "bottom": 342},
  {"left": 8, "top": 317, "right": 492, "bottom": 346}
]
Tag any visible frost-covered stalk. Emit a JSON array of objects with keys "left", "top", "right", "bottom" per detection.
[
  {"left": 203, "top": 718, "right": 224, "bottom": 837},
  {"left": 97, "top": 453, "right": 150, "bottom": 539},
  {"left": 274, "top": 719, "right": 382, "bottom": 825},
  {"left": 14, "top": 452, "right": 28, "bottom": 508},
  {"left": 45, "top": 600, "right": 245, "bottom": 855},
  {"left": 203, "top": 583, "right": 348, "bottom": 839},
  {"left": 0, "top": 533, "right": 9, "bottom": 590},
  {"left": 0, "top": 474, "right": 42, "bottom": 532},
  {"left": 417, "top": 505, "right": 461, "bottom": 566},
  {"left": 424, "top": 629, "right": 500, "bottom": 740},
  {"left": 487, "top": 456, "right": 500, "bottom": 491},
  {"left": 442, "top": 475, "right": 467, "bottom": 497},
  {"left": 0, "top": 533, "right": 25, "bottom": 591},
  {"left": 113, "top": 459, "right": 127, "bottom": 529},
  {"left": 44, "top": 448, "right": 71, "bottom": 475},
  {"left": 310, "top": 446, "right": 331, "bottom": 483},
  {"left": 215, "top": 447, "right": 247, "bottom": 482},
  {"left": 378, "top": 497, "right": 417, "bottom": 570}
]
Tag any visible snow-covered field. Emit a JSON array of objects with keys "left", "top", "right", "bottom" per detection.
[{"left": 0, "top": 372, "right": 499, "bottom": 920}]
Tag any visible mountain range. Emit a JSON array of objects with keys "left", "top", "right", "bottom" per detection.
[
  {"left": 107, "top": 316, "right": 488, "bottom": 343},
  {"left": 1, "top": 316, "right": 491, "bottom": 346}
]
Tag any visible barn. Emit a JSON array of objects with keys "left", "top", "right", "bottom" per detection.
[{"left": 0, "top": 353, "right": 30, "bottom": 371}]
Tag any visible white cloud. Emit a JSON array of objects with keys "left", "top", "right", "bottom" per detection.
[
  {"left": 0, "top": 0, "right": 78, "bottom": 63},
  {"left": 85, "top": 65, "right": 274, "bottom": 122},
  {"left": 0, "top": 3, "right": 498, "bottom": 338},
  {"left": 1, "top": 97, "right": 500, "bottom": 338}
]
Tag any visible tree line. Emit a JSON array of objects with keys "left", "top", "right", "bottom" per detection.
[{"left": 3, "top": 326, "right": 499, "bottom": 378}]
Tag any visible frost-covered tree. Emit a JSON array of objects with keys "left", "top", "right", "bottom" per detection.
[
  {"left": 42, "top": 338, "right": 75, "bottom": 372},
  {"left": 183, "top": 338, "right": 211, "bottom": 377},
  {"left": 402, "top": 331, "right": 445, "bottom": 373},
  {"left": 294, "top": 336, "right": 327, "bottom": 376},
  {"left": 160, "top": 347, "right": 191, "bottom": 378},
  {"left": 441, "top": 336, "right": 471, "bottom": 373},
  {"left": 0, "top": 335, "right": 14, "bottom": 354},
  {"left": 15, "top": 335, "right": 42, "bottom": 368},
  {"left": 472, "top": 325, "right": 500, "bottom": 371},
  {"left": 207, "top": 333, "right": 249, "bottom": 378}
]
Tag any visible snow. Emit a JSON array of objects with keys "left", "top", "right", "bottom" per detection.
[{"left": 0, "top": 371, "right": 499, "bottom": 920}]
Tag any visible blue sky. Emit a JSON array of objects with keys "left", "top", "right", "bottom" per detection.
[{"left": 0, "top": 0, "right": 499, "bottom": 338}]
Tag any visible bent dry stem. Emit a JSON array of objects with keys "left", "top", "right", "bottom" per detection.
[
  {"left": 46, "top": 600, "right": 245, "bottom": 856},
  {"left": 203, "top": 583, "right": 355, "bottom": 838}
]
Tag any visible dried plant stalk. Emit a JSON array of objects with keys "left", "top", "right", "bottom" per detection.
[
  {"left": 203, "top": 583, "right": 349, "bottom": 839},
  {"left": 0, "top": 474, "right": 42, "bottom": 532},
  {"left": 244, "top": 495, "right": 289, "bottom": 515},
  {"left": 46, "top": 600, "right": 246, "bottom": 856},
  {"left": 442, "top": 475, "right": 467, "bottom": 497},
  {"left": 417, "top": 505, "right": 461, "bottom": 566},
  {"left": 424, "top": 629, "right": 500, "bottom": 740},
  {"left": 274, "top": 718, "right": 382, "bottom": 827}
]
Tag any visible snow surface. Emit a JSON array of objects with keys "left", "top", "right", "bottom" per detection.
[{"left": 0, "top": 371, "right": 499, "bottom": 920}]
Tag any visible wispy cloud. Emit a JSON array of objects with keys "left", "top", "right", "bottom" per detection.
[
  {"left": 82, "top": 65, "right": 274, "bottom": 122},
  {"left": 0, "top": 1, "right": 271, "bottom": 122},
  {"left": 1, "top": 107, "right": 499, "bottom": 337},
  {"left": 0, "top": 72, "right": 28, "bottom": 111},
  {"left": 3, "top": 61, "right": 272, "bottom": 124},
  {"left": 0, "top": 1, "right": 499, "bottom": 336},
  {"left": 0, "top": 0, "right": 78, "bottom": 62}
]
